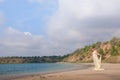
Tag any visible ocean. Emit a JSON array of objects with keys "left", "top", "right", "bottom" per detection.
[{"left": 0, "top": 63, "right": 81, "bottom": 76}]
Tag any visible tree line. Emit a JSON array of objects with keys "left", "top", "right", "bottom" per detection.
[{"left": 0, "top": 56, "right": 63, "bottom": 64}]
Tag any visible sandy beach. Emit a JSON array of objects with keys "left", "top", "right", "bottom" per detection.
[{"left": 1, "top": 63, "right": 120, "bottom": 80}]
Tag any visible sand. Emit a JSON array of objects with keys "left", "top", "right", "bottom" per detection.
[{"left": 1, "top": 63, "right": 120, "bottom": 80}]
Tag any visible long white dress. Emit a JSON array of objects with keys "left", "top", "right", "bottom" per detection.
[{"left": 92, "top": 50, "right": 103, "bottom": 70}]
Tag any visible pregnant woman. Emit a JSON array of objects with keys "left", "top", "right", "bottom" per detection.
[{"left": 92, "top": 49, "right": 104, "bottom": 70}]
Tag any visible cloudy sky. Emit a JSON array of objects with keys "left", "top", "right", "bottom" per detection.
[{"left": 0, "top": 0, "right": 120, "bottom": 56}]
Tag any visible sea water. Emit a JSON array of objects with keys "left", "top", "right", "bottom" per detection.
[{"left": 0, "top": 63, "right": 80, "bottom": 76}]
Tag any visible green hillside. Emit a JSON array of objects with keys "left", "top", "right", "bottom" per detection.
[{"left": 62, "top": 37, "right": 120, "bottom": 63}]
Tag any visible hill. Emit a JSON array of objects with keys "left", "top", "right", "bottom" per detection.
[{"left": 62, "top": 37, "right": 120, "bottom": 63}]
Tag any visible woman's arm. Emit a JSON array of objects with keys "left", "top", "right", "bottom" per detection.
[{"left": 96, "top": 51, "right": 101, "bottom": 56}]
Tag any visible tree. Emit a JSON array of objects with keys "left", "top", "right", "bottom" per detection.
[{"left": 111, "top": 46, "right": 118, "bottom": 56}]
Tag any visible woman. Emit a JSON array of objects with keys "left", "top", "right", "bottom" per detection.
[{"left": 92, "top": 49, "right": 103, "bottom": 70}]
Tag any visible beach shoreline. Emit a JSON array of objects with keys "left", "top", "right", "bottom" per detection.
[{"left": 1, "top": 63, "right": 120, "bottom": 80}]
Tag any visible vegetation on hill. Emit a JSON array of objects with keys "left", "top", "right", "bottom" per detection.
[{"left": 62, "top": 37, "right": 120, "bottom": 63}]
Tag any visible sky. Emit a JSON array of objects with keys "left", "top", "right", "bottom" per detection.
[{"left": 0, "top": 0, "right": 120, "bottom": 56}]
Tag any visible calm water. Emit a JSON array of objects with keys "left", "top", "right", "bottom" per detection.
[{"left": 0, "top": 63, "right": 79, "bottom": 76}]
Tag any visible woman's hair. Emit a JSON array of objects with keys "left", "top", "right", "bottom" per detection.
[{"left": 91, "top": 48, "right": 98, "bottom": 52}]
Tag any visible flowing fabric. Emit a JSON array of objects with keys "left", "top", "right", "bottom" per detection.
[{"left": 92, "top": 51, "right": 102, "bottom": 70}]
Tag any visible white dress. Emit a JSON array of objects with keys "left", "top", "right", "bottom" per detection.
[{"left": 92, "top": 50, "right": 102, "bottom": 70}]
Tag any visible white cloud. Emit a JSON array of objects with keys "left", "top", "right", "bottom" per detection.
[
  {"left": 0, "top": 27, "right": 70, "bottom": 56},
  {"left": 28, "top": 0, "right": 43, "bottom": 3},
  {"left": 47, "top": 0, "right": 120, "bottom": 49},
  {"left": 24, "top": 32, "right": 32, "bottom": 36},
  {"left": 0, "top": 11, "right": 4, "bottom": 25},
  {"left": 0, "top": 27, "right": 53, "bottom": 56}
]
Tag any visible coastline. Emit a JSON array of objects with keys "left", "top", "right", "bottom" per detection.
[{"left": 1, "top": 63, "right": 120, "bottom": 80}]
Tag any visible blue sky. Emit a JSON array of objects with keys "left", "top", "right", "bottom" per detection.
[
  {"left": 0, "top": 0, "right": 120, "bottom": 56},
  {"left": 0, "top": 0, "right": 58, "bottom": 35}
]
